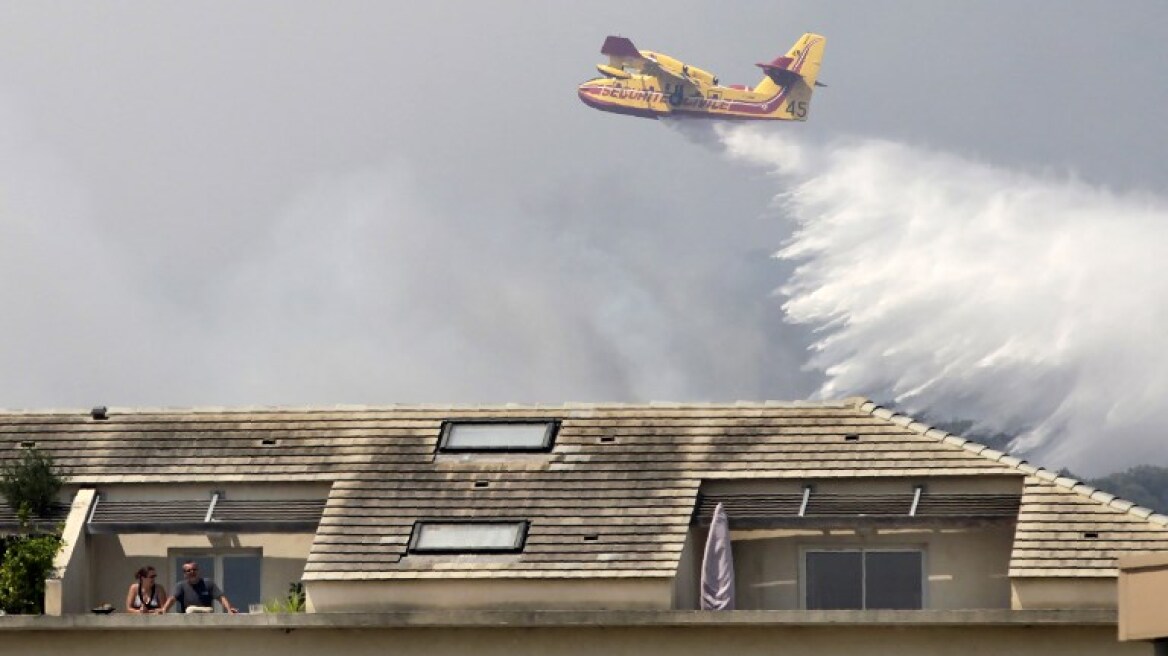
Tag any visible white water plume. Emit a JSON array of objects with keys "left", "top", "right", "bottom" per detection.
[{"left": 718, "top": 124, "right": 1168, "bottom": 474}]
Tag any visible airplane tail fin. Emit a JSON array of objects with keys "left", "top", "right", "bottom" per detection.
[
  {"left": 753, "top": 33, "right": 826, "bottom": 111},
  {"left": 602, "top": 36, "right": 645, "bottom": 69}
]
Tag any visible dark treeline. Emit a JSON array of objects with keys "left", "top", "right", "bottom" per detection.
[
  {"left": 922, "top": 416, "right": 1167, "bottom": 513},
  {"left": 1085, "top": 466, "right": 1168, "bottom": 514}
]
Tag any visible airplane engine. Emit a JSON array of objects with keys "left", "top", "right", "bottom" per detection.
[
  {"left": 683, "top": 66, "right": 717, "bottom": 86},
  {"left": 596, "top": 64, "right": 631, "bottom": 79}
]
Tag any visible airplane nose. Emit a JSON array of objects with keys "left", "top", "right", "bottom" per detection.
[
  {"left": 577, "top": 82, "right": 604, "bottom": 109},
  {"left": 577, "top": 85, "right": 594, "bottom": 106}
]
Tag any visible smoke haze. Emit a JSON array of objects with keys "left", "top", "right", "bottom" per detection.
[
  {"left": 4, "top": 2, "right": 1167, "bottom": 476},
  {"left": 718, "top": 124, "right": 1168, "bottom": 474}
]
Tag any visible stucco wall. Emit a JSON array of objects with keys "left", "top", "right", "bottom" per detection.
[
  {"left": 672, "top": 526, "right": 701, "bottom": 609},
  {"left": 0, "top": 616, "right": 1152, "bottom": 656},
  {"left": 1011, "top": 578, "right": 1117, "bottom": 610},
  {"left": 44, "top": 489, "right": 98, "bottom": 615},
  {"left": 306, "top": 578, "right": 674, "bottom": 612},
  {"left": 1119, "top": 552, "right": 1168, "bottom": 640},
  {"left": 1011, "top": 577, "right": 1117, "bottom": 610}
]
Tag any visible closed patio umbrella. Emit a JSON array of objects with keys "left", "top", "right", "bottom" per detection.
[{"left": 700, "top": 502, "right": 735, "bottom": 610}]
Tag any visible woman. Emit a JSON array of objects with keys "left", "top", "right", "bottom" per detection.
[{"left": 125, "top": 565, "right": 167, "bottom": 614}]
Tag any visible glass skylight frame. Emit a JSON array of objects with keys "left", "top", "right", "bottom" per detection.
[
  {"left": 408, "top": 520, "right": 530, "bottom": 554},
  {"left": 437, "top": 419, "right": 560, "bottom": 453}
]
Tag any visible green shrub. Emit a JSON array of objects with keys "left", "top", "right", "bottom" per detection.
[
  {"left": 0, "top": 532, "right": 62, "bottom": 614},
  {"left": 0, "top": 449, "right": 67, "bottom": 517},
  {"left": 263, "top": 582, "right": 306, "bottom": 613},
  {"left": 0, "top": 448, "right": 68, "bottom": 613}
]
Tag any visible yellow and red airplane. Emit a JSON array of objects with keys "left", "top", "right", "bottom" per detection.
[{"left": 578, "top": 33, "right": 825, "bottom": 121}]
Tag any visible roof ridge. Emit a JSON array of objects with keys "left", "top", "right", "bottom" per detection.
[
  {"left": 0, "top": 400, "right": 858, "bottom": 415},
  {"left": 856, "top": 399, "right": 1168, "bottom": 528}
]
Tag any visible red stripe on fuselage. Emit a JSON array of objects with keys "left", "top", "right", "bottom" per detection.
[{"left": 578, "top": 86, "right": 663, "bottom": 119}]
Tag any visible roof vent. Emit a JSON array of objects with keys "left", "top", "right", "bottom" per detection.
[
  {"left": 844, "top": 434, "right": 860, "bottom": 442},
  {"left": 583, "top": 534, "right": 600, "bottom": 541},
  {"left": 19, "top": 441, "right": 36, "bottom": 449},
  {"left": 1083, "top": 531, "right": 1100, "bottom": 539},
  {"left": 91, "top": 406, "right": 109, "bottom": 421},
  {"left": 260, "top": 438, "right": 278, "bottom": 446},
  {"left": 473, "top": 481, "right": 490, "bottom": 489},
  {"left": 599, "top": 436, "right": 616, "bottom": 444}
]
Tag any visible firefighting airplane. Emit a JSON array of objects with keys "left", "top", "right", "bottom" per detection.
[{"left": 578, "top": 33, "right": 825, "bottom": 120}]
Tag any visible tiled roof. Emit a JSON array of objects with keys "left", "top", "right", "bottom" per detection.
[
  {"left": 694, "top": 491, "right": 1022, "bottom": 525},
  {"left": 86, "top": 498, "right": 326, "bottom": 534},
  {"left": 1010, "top": 478, "right": 1168, "bottom": 577},
  {"left": 1, "top": 400, "right": 1165, "bottom": 579},
  {"left": 0, "top": 501, "right": 70, "bottom": 533},
  {"left": 855, "top": 401, "right": 1168, "bottom": 576}
]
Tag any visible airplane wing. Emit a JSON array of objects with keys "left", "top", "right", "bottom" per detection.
[
  {"left": 640, "top": 55, "right": 687, "bottom": 81},
  {"left": 640, "top": 54, "right": 700, "bottom": 91},
  {"left": 599, "top": 36, "right": 697, "bottom": 90}
]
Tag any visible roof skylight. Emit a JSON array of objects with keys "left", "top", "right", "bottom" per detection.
[
  {"left": 438, "top": 420, "right": 558, "bottom": 452},
  {"left": 408, "top": 521, "right": 529, "bottom": 553}
]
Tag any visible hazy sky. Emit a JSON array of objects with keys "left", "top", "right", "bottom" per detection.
[{"left": 1, "top": 2, "right": 1165, "bottom": 473}]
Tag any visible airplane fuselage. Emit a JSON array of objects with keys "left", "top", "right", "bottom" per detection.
[{"left": 577, "top": 74, "right": 805, "bottom": 120}]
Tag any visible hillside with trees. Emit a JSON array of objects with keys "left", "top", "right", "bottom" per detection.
[
  {"left": 924, "top": 417, "right": 1166, "bottom": 513},
  {"left": 1087, "top": 466, "right": 1168, "bottom": 514}
]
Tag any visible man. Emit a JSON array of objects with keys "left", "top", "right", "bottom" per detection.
[{"left": 160, "top": 561, "right": 238, "bottom": 614}]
